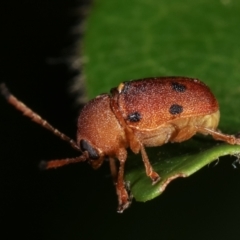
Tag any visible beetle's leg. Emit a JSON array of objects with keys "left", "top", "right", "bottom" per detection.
[
  {"left": 116, "top": 159, "right": 131, "bottom": 213},
  {"left": 196, "top": 127, "right": 240, "bottom": 145},
  {"left": 140, "top": 145, "right": 160, "bottom": 184},
  {"left": 109, "top": 157, "right": 118, "bottom": 184},
  {"left": 109, "top": 157, "right": 133, "bottom": 213},
  {"left": 115, "top": 149, "right": 132, "bottom": 213}
]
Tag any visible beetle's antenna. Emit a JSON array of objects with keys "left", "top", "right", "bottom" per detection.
[
  {"left": 39, "top": 154, "right": 88, "bottom": 169},
  {"left": 0, "top": 83, "right": 80, "bottom": 151}
]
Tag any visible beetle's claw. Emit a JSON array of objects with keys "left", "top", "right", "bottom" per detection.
[
  {"left": 150, "top": 172, "right": 161, "bottom": 185},
  {"left": 117, "top": 182, "right": 133, "bottom": 213},
  {"left": 117, "top": 198, "right": 132, "bottom": 213},
  {"left": 152, "top": 177, "right": 161, "bottom": 185}
]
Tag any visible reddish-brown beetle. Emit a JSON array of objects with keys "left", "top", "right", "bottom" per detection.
[{"left": 1, "top": 77, "right": 240, "bottom": 212}]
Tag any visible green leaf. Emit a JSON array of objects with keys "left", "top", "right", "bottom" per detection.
[
  {"left": 125, "top": 143, "right": 240, "bottom": 202},
  {"left": 82, "top": 0, "right": 240, "bottom": 202}
]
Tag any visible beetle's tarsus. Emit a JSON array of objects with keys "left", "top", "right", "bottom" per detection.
[
  {"left": 117, "top": 198, "right": 132, "bottom": 213},
  {"left": 150, "top": 172, "right": 161, "bottom": 185},
  {"left": 116, "top": 181, "right": 133, "bottom": 213}
]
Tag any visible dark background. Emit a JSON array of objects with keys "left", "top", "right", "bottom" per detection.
[{"left": 1, "top": 1, "right": 240, "bottom": 240}]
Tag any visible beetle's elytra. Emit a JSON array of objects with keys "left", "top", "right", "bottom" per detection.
[{"left": 2, "top": 77, "right": 240, "bottom": 213}]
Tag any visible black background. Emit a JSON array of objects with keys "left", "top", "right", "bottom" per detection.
[{"left": 1, "top": 1, "right": 240, "bottom": 240}]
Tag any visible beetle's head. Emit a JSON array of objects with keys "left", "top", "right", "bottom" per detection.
[{"left": 77, "top": 94, "right": 127, "bottom": 165}]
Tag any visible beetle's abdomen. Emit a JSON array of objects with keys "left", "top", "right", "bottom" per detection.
[{"left": 112, "top": 77, "right": 219, "bottom": 130}]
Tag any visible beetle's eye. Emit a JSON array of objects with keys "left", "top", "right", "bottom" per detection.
[{"left": 80, "top": 139, "right": 99, "bottom": 159}]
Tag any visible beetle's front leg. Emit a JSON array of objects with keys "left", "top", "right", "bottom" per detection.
[{"left": 115, "top": 149, "right": 132, "bottom": 213}]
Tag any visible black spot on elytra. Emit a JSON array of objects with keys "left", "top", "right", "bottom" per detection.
[
  {"left": 172, "top": 82, "right": 186, "bottom": 92},
  {"left": 80, "top": 139, "right": 99, "bottom": 159},
  {"left": 127, "top": 112, "right": 142, "bottom": 122},
  {"left": 169, "top": 104, "right": 183, "bottom": 115}
]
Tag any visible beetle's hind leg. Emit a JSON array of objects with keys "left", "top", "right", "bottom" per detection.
[
  {"left": 197, "top": 127, "right": 240, "bottom": 145},
  {"left": 140, "top": 145, "right": 160, "bottom": 184}
]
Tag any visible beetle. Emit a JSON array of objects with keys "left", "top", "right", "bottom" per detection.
[{"left": 1, "top": 77, "right": 240, "bottom": 213}]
